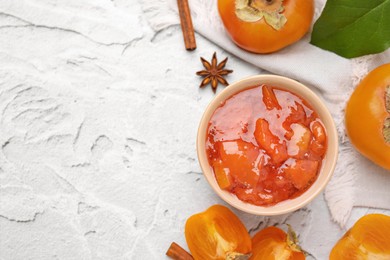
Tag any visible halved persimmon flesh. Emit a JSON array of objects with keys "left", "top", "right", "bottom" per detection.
[
  {"left": 185, "top": 205, "right": 251, "bottom": 260},
  {"left": 250, "top": 226, "right": 305, "bottom": 260},
  {"left": 330, "top": 214, "right": 390, "bottom": 259}
]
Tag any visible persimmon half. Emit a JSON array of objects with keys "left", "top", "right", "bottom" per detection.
[
  {"left": 218, "top": 0, "right": 314, "bottom": 53},
  {"left": 345, "top": 63, "right": 390, "bottom": 170},
  {"left": 185, "top": 205, "right": 251, "bottom": 260},
  {"left": 330, "top": 214, "right": 390, "bottom": 259},
  {"left": 250, "top": 226, "right": 305, "bottom": 260}
]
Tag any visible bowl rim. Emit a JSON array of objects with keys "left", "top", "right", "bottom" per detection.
[{"left": 196, "top": 74, "right": 338, "bottom": 215}]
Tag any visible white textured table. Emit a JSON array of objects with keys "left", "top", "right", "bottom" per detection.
[{"left": 0, "top": 1, "right": 388, "bottom": 259}]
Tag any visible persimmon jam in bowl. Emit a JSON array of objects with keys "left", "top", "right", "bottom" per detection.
[{"left": 197, "top": 75, "right": 338, "bottom": 215}]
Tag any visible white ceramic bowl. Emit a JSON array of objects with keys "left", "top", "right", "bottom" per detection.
[{"left": 197, "top": 75, "right": 338, "bottom": 215}]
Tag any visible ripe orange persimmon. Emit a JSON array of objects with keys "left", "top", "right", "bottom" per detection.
[
  {"left": 330, "top": 214, "right": 390, "bottom": 259},
  {"left": 218, "top": 0, "right": 314, "bottom": 53},
  {"left": 345, "top": 63, "right": 390, "bottom": 170},
  {"left": 250, "top": 226, "right": 305, "bottom": 260},
  {"left": 185, "top": 205, "right": 251, "bottom": 259}
]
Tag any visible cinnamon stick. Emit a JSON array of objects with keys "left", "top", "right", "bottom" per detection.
[
  {"left": 177, "top": 0, "right": 196, "bottom": 51},
  {"left": 166, "top": 242, "right": 194, "bottom": 260}
]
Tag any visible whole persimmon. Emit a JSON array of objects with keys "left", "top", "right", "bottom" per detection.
[
  {"left": 345, "top": 63, "right": 390, "bottom": 170},
  {"left": 218, "top": 0, "right": 314, "bottom": 53}
]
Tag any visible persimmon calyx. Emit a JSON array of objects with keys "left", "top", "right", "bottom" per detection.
[
  {"left": 286, "top": 225, "right": 304, "bottom": 253},
  {"left": 384, "top": 86, "right": 390, "bottom": 144},
  {"left": 226, "top": 252, "right": 251, "bottom": 260},
  {"left": 235, "top": 0, "right": 286, "bottom": 30}
]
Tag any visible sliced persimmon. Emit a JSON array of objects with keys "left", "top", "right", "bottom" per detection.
[
  {"left": 310, "top": 121, "right": 326, "bottom": 144},
  {"left": 309, "top": 139, "right": 326, "bottom": 159},
  {"left": 282, "top": 159, "right": 319, "bottom": 190},
  {"left": 288, "top": 123, "right": 312, "bottom": 158},
  {"left": 262, "top": 85, "right": 281, "bottom": 110},
  {"left": 234, "top": 186, "right": 274, "bottom": 206},
  {"left": 254, "top": 118, "right": 288, "bottom": 164},
  {"left": 283, "top": 102, "right": 307, "bottom": 132},
  {"left": 216, "top": 140, "right": 260, "bottom": 188},
  {"left": 213, "top": 160, "right": 234, "bottom": 190}
]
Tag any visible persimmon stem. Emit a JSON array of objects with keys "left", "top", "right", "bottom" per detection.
[
  {"left": 286, "top": 224, "right": 303, "bottom": 253},
  {"left": 235, "top": 0, "right": 286, "bottom": 30},
  {"left": 250, "top": 0, "right": 282, "bottom": 9}
]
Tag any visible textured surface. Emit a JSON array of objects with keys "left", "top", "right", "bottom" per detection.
[{"left": 0, "top": 1, "right": 388, "bottom": 259}]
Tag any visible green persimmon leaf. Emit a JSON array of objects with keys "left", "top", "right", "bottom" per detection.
[{"left": 310, "top": 0, "right": 390, "bottom": 58}]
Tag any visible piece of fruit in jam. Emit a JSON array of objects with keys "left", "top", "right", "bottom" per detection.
[
  {"left": 262, "top": 85, "right": 281, "bottom": 110},
  {"left": 283, "top": 102, "right": 307, "bottom": 136},
  {"left": 288, "top": 123, "right": 312, "bottom": 158},
  {"left": 281, "top": 158, "right": 319, "bottom": 190},
  {"left": 254, "top": 118, "right": 288, "bottom": 164},
  {"left": 213, "top": 160, "right": 234, "bottom": 190},
  {"left": 214, "top": 140, "right": 260, "bottom": 188}
]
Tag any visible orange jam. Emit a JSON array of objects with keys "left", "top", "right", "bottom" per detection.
[{"left": 206, "top": 85, "right": 327, "bottom": 206}]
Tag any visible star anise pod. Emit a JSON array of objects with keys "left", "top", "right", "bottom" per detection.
[{"left": 196, "top": 52, "right": 233, "bottom": 93}]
